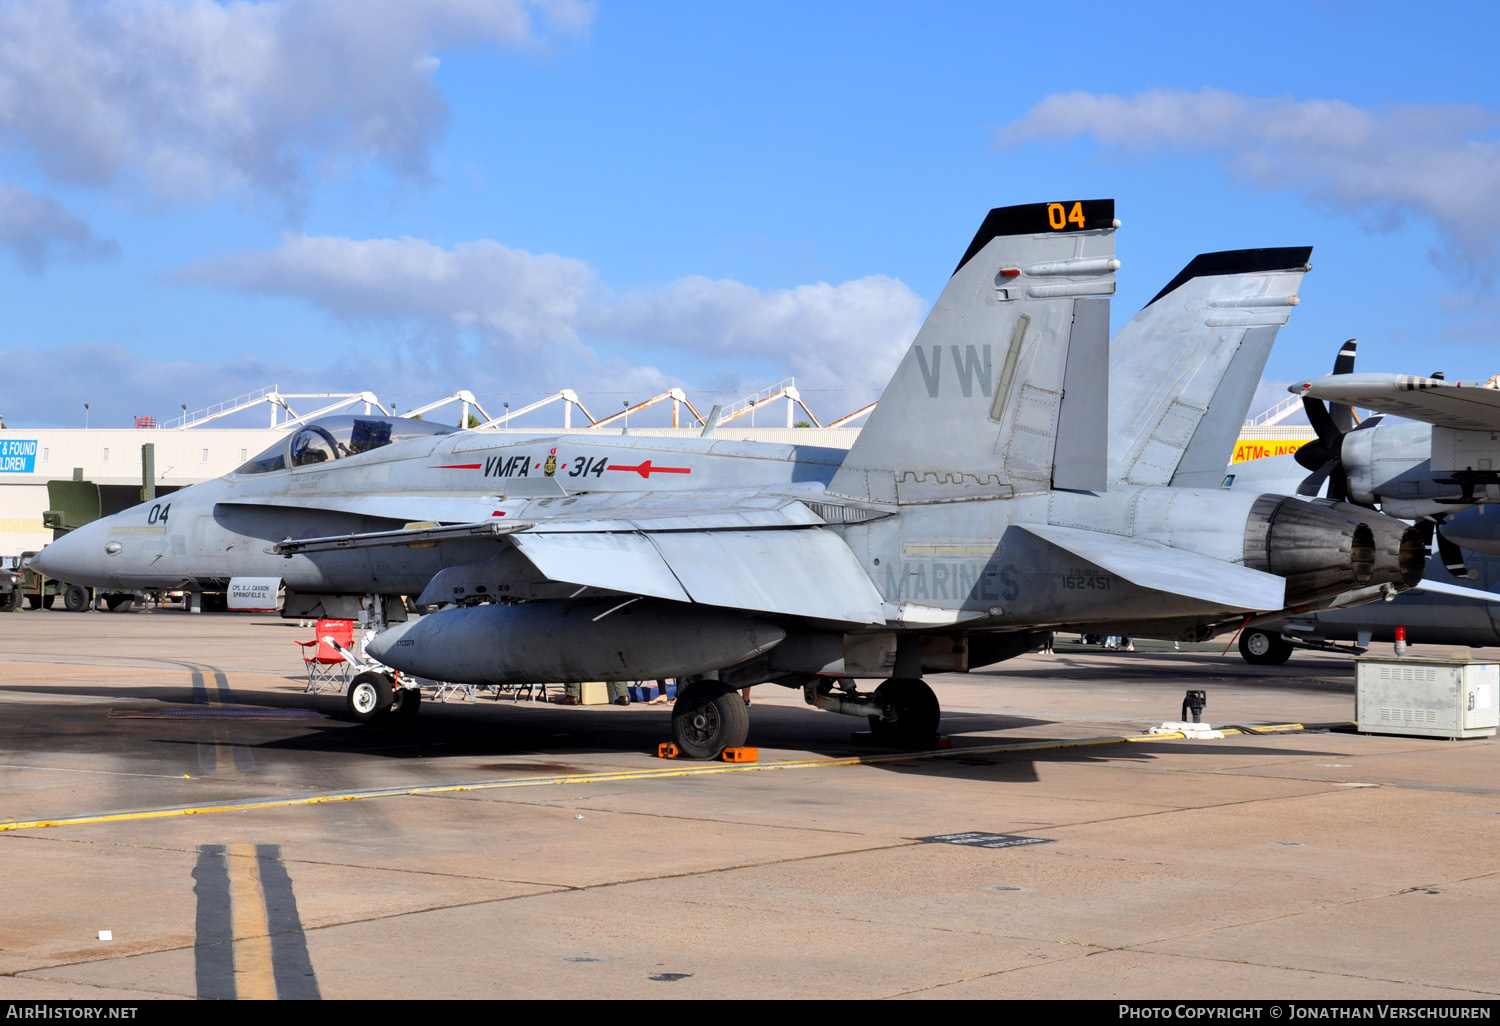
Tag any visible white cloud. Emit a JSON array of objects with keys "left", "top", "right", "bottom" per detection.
[
  {"left": 177, "top": 234, "right": 928, "bottom": 392},
  {"left": 1001, "top": 89, "right": 1500, "bottom": 271},
  {"left": 589, "top": 275, "right": 925, "bottom": 389},
  {"left": 179, "top": 234, "right": 598, "bottom": 349},
  {"left": 0, "top": 0, "right": 594, "bottom": 215},
  {"left": 0, "top": 184, "right": 119, "bottom": 272}
]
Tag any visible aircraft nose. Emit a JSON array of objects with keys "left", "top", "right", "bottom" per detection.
[{"left": 27, "top": 519, "right": 115, "bottom": 586}]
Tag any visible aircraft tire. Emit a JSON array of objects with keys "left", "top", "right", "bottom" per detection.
[
  {"left": 62, "top": 584, "right": 91, "bottom": 613},
  {"left": 390, "top": 685, "right": 422, "bottom": 724},
  {"left": 671, "top": 681, "right": 749, "bottom": 759},
  {"left": 1239, "top": 629, "right": 1293, "bottom": 666},
  {"left": 868, "top": 677, "right": 941, "bottom": 745},
  {"left": 105, "top": 593, "right": 133, "bottom": 612},
  {"left": 347, "top": 671, "right": 395, "bottom": 724}
]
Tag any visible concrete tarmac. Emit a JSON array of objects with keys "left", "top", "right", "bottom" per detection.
[{"left": 0, "top": 608, "right": 1497, "bottom": 1001}]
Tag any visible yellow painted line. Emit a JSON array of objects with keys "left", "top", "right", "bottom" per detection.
[
  {"left": 0, "top": 722, "right": 1345, "bottom": 834},
  {"left": 228, "top": 843, "right": 277, "bottom": 1001}
]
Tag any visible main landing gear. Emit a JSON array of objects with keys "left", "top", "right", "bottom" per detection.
[
  {"left": 804, "top": 676, "right": 942, "bottom": 748},
  {"left": 1238, "top": 628, "right": 1293, "bottom": 666},
  {"left": 866, "top": 677, "right": 941, "bottom": 745},
  {"left": 670, "top": 680, "right": 750, "bottom": 759}
]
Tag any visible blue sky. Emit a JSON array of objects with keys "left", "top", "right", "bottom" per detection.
[{"left": 2, "top": 0, "right": 1498, "bottom": 429}]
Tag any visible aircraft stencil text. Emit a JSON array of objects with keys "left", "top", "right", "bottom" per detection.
[
  {"left": 484, "top": 455, "right": 532, "bottom": 478},
  {"left": 916, "top": 345, "right": 993, "bottom": 398},
  {"left": 881, "top": 561, "right": 1020, "bottom": 603}
]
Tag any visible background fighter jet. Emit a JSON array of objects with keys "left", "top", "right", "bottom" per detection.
[{"left": 31, "top": 201, "right": 1425, "bottom": 758}]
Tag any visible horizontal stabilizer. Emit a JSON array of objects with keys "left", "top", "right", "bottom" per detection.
[{"left": 1017, "top": 522, "right": 1286, "bottom": 611}]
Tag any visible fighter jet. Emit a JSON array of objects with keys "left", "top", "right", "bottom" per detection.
[{"left": 31, "top": 201, "right": 1425, "bottom": 758}]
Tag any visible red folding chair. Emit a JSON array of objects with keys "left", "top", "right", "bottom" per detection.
[{"left": 296, "top": 618, "right": 355, "bottom": 693}]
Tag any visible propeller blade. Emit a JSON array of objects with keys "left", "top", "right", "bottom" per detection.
[
  {"left": 1295, "top": 462, "right": 1333, "bottom": 497},
  {"left": 1436, "top": 527, "right": 1476, "bottom": 581},
  {"left": 1303, "top": 395, "right": 1339, "bottom": 442},
  {"left": 1332, "top": 338, "right": 1358, "bottom": 376},
  {"left": 1330, "top": 338, "right": 1357, "bottom": 433},
  {"left": 1416, "top": 518, "right": 1436, "bottom": 549},
  {"left": 1295, "top": 395, "right": 1343, "bottom": 472},
  {"left": 1328, "top": 462, "right": 1349, "bottom": 503}
]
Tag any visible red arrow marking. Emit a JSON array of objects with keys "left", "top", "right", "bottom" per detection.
[
  {"left": 431, "top": 464, "right": 482, "bottom": 470},
  {"left": 606, "top": 460, "right": 691, "bottom": 479}
]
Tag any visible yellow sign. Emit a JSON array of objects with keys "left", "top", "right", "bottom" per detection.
[{"left": 1232, "top": 440, "right": 1311, "bottom": 463}]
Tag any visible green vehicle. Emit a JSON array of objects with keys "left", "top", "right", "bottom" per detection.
[{"left": 0, "top": 558, "right": 21, "bottom": 612}]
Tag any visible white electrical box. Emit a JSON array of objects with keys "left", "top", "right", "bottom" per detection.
[{"left": 1356, "top": 655, "right": 1499, "bottom": 739}]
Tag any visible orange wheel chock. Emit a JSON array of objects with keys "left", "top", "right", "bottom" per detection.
[
  {"left": 657, "top": 742, "right": 680, "bottom": 759},
  {"left": 721, "top": 747, "right": 758, "bottom": 763}
]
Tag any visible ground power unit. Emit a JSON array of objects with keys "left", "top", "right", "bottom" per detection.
[{"left": 1356, "top": 656, "right": 1499, "bottom": 739}]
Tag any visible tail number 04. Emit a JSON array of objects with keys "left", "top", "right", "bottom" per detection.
[
  {"left": 1046, "top": 202, "right": 1087, "bottom": 230},
  {"left": 147, "top": 502, "right": 171, "bottom": 525}
]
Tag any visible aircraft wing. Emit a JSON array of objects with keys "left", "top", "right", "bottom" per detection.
[
  {"left": 1017, "top": 523, "right": 1287, "bottom": 611},
  {"left": 221, "top": 493, "right": 839, "bottom": 530},
  {"left": 509, "top": 526, "right": 887, "bottom": 624},
  {"left": 221, "top": 494, "right": 521, "bottom": 523},
  {"left": 1293, "top": 374, "right": 1500, "bottom": 431},
  {"left": 1412, "top": 578, "right": 1500, "bottom": 604}
]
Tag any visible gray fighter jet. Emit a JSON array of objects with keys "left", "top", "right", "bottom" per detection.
[{"left": 31, "top": 201, "right": 1425, "bottom": 757}]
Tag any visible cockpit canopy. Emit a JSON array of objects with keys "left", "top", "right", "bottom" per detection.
[{"left": 236, "top": 416, "right": 454, "bottom": 475}]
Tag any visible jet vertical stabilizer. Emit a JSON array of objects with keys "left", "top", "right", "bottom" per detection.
[
  {"left": 1108, "top": 248, "right": 1312, "bottom": 489},
  {"left": 829, "top": 200, "right": 1119, "bottom": 505}
]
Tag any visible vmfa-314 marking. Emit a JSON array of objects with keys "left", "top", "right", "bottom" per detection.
[{"left": 32, "top": 201, "right": 1424, "bottom": 757}]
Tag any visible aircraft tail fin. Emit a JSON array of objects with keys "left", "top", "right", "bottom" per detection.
[
  {"left": 1108, "top": 247, "right": 1312, "bottom": 489},
  {"left": 829, "top": 200, "right": 1118, "bottom": 504}
]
